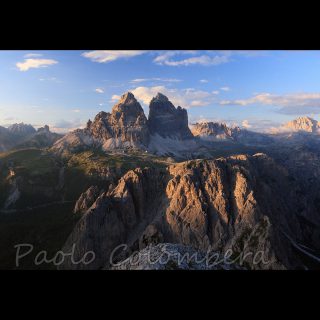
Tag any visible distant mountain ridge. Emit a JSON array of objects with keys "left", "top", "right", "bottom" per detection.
[
  {"left": 283, "top": 116, "right": 320, "bottom": 133},
  {"left": 191, "top": 122, "right": 241, "bottom": 141},
  {"left": 53, "top": 92, "right": 320, "bottom": 158},
  {"left": 0, "top": 123, "right": 62, "bottom": 152}
]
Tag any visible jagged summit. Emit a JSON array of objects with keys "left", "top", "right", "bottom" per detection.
[
  {"left": 37, "top": 125, "right": 50, "bottom": 133},
  {"left": 148, "top": 92, "right": 193, "bottom": 139},
  {"left": 112, "top": 92, "right": 145, "bottom": 118},
  {"left": 191, "top": 121, "right": 241, "bottom": 141},
  {"left": 8, "top": 123, "right": 36, "bottom": 136},
  {"left": 284, "top": 116, "right": 320, "bottom": 133},
  {"left": 117, "top": 91, "right": 136, "bottom": 105},
  {"left": 152, "top": 92, "right": 169, "bottom": 103}
]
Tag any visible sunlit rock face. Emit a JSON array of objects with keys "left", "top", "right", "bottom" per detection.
[{"left": 284, "top": 117, "right": 320, "bottom": 133}]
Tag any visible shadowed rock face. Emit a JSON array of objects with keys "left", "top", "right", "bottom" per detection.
[
  {"left": 111, "top": 243, "right": 243, "bottom": 270},
  {"left": 60, "top": 153, "right": 320, "bottom": 270},
  {"left": 0, "top": 124, "right": 61, "bottom": 151},
  {"left": 148, "top": 93, "right": 193, "bottom": 139},
  {"left": 8, "top": 123, "right": 36, "bottom": 136}
]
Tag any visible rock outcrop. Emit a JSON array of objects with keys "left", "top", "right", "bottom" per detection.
[
  {"left": 191, "top": 121, "right": 274, "bottom": 146},
  {"left": 60, "top": 167, "right": 167, "bottom": 270},
  {"left": 90, "top": 92, "right": 150, "bottom": 149},
  {"left": 73, "top": 186, "right": 101, "bottom": 214},
  {"left": 148, "top": 93, "right": 193, "bottom": 139},
  {"left": 284, "top": 116, "right": 320, "bottom": 133},
  {"left": 60, "top": 153, "right": 320, "bottom": 270},
  {"left": 53, "top": 92, "right": 150, "bottom": 155},
  {"left": 8, "top": 123, "right": 36, "bottom": 136},
  {"left": 111, "top": 243, "right": 243, "bottom": 270},
  {"left": 191, "top": 122, "right": 241, "bottom": 141},
  {"left": 0, "top": 126, "right": 15, "bottom": 152},
  {"left": 0, "top": 124, "right": 61, "bottom": 151}
]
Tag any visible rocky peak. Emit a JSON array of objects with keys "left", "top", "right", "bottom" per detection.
[
  {"left": 8, "top": 123, "right": 36, "bottom": 136},
  {"left": 191, "top": 121, "right": 241, "bottom": 140},
  {"left": 284, "top": 116, "right": 320, "bottom": 133},
  {"left": 111, "top": 92, "right": 146, "bottom": 123},
  {"left": 88, "top": 92, "right": 150, "bottom": 149},
  {"left": 118, "top": 92, "right": 136, "bottom": 104},
  {"left": 37, "top": 125, "right": 50, "bottom": 133},
  {"left": 148, "top": 92, "right": 193, "bottom": 139},
  {"left": 153, "top": 92, "right": 170, "bottom": 103}
]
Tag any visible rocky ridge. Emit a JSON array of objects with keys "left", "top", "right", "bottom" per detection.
[
  {"left": 60, "top": 153, "right": 320, "bottom": 270},
  {"left": 284, "top": 116, "right": 320, "bottom": 133}
]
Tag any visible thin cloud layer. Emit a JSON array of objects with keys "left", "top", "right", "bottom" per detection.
[
  {"left": 220, "top": 92, "right": 320, "bottom": 115},
  {"left": 24, "top": 53, "right": 43, "bottom": 58},
  {"left": 95, "top": 88, "right": 104, "bottom": 94},
  {"left": 82, "top": 50, "right": 147, "bottom": 63},
  {"left": 153, "top": 51, "right": 230, "bottom": 66},
  {"left": 130, "top": 78, "right": 181, "bottom": 83}
]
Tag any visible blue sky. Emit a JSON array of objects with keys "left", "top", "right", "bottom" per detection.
[{"left": 1, "top": 50, "right": 320, "bottom": 132}]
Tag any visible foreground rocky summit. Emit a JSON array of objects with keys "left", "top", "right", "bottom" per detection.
[
  {"left": 111, "top": 243, "right": 242, "bottom": 270},
  {"left": 60, "top": 153, "right": 320, "bottom": 270}
]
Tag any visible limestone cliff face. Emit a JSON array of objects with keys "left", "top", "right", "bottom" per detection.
[
  {"left": 148, "top": 93, "right": 193, "bottom": 139},
  {"left": 60, "top": 167, "right": 167, "bottom": 270},
  {"left": 191, "top": 121, "right": 274, "bottom": 146},
  {"left": 89, "top": 92, "right": 150, "bottom": 149},
  {"left": 60, "top": 153, "right": 320, "bottom": 270},
  {"left": 8, "top": 123, "right": 36, "bottom": 136},
  {"left": 191, "top": 122, "right": 241, "bottom": 140},
  {"left": 52, "top": 91, "right": 199, "bottom": 157},
  {"left": 0, "top": 124, "right": 61, "bottom": 152},
  {"left": 52, "top": 92, "right": 151, "bottom": 155},
  {"left": 73, "top": 186, "right": 101, "bottom": 214},
  {"left": 284, "top": 117, "right": 320, "bottom": 133}
]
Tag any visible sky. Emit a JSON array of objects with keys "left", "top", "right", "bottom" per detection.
[{"left": 1, "top": 50, "right": 320, "bottom": 133}]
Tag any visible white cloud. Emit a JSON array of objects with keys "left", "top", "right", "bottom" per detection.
[
  {"left": 24, "top": 53, "right": 43, "bottom": 58},
  {"left": 154, "top": 53, "right": 229, "bottom": 66},
  {"left": 95, "top": 88, "right": 104, "bottom": 94},
  {"left": 153, "top": 50, "right": 268, "bottom": 68},
  {"left": 130, "top": 86, "right": 217, "bottom": 108},
  {"left": 82, "top": 50, "right": 147, "bottom": 63},
  {"left": 72, "top": 109, "right": 80, "bottom": 113},
  {"left": 212, "top": 90, "right": 220, "bottom": 95},
  {"left": 241, "top": 120, "right": 252, "bottom": 129},
  {"left": 111, "top": 95, "right": 121, "bottom": 102},
  {"left": 16, "top": 58, "right": 58, "bottom": 71},
  {"left": 220, "top": 86, "right": 230, "bottom": 91},
  {"left": 220, "top": 92, "right": 320, "bottom": 115},
  {"left": 200, "top": 79, "right": 208, "bottom": 83},
  {"left": 130, "top": 78, "right": 181, "bottom": 83}
]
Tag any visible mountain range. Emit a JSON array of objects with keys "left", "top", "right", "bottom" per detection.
[
  {"left": 1, "top": 92, "right": 320, "bottom": 270},
  {"left": 52, "top": 92, "right": 320, "bottom": 159},
  {"left": 0, "top": 123, "right": 61, "bottom": 152}
]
